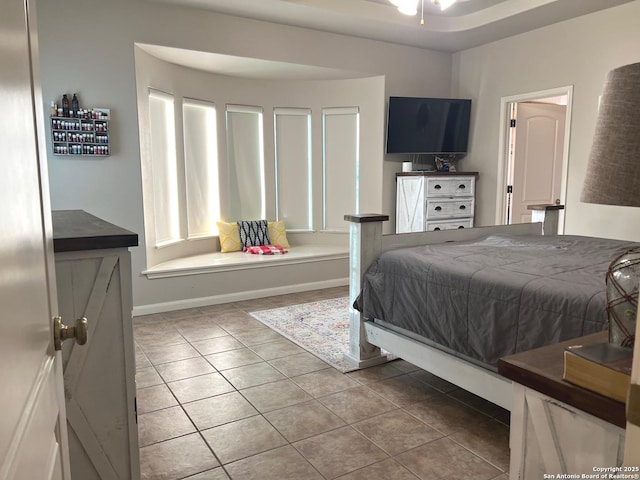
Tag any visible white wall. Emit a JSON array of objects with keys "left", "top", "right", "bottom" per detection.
[
  {"left": 36, "top": 0, "right": 451, "bottom": 309},
  {"left": 453, "top": 1, "right": 640, "bottom": 241}
]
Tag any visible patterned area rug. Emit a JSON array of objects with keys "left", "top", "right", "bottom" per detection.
[{"left": 251, "top": 297, "right": 392, "bottom": 373}]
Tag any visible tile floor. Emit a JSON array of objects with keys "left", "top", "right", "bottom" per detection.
[{"left": 134, "top": 286, "right": 510, "bottom": 480}]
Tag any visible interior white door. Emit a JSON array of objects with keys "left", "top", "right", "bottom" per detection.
[
  {"left": 0, "top": 1, "right": 70, "bottom": 479},
  {"left": 511, "top": 102, "right": 566, "bottom": 224}
]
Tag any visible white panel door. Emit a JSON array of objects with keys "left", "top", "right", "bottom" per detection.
[
  {"left": 0, "top": 1, "right": 70, "bottom": 479},
  {"left": 511, "top": 103, "right": 566, "bottom": 224}
]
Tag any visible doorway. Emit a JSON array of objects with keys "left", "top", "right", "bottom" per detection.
[{"left": 495, "top": 86, "right": 573, "bottom": 232}]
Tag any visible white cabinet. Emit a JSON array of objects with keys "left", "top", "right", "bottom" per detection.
[
  {"left": 396, "top": 172, "right": 477, "bottom": 233},
  {"left": 53, "top": 210, "right": 140, "bottom": 480},
  {"left": 510, "top": 384, "right": 625, "bottom": 479},
  {"left": 499, "top": 332, "right": 627, "bottom": 480}
]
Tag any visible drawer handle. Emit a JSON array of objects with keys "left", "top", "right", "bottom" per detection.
[
  {"left": 459, "top": 205, "right": 466, "bottom": 210},
  {"left": 458, "top": 226, "right": 465, "bottom": 229},
  {"left": 434, "top": 227, "right": 441, "bottom": 231},
  {"left": 458, "top": 184, "right": 466, "bottom": 190},
  {"left": 434, "top": 184, "right": 442, "bottom": 190},
  {"left": 435, "top": 206, "right": 442, "bottom": 211}
]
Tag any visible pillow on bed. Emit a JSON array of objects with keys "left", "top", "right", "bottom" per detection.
[
  {"left": 216, "top": 221, "right": 242, "bottom": 253},
  {"left": 268, "top": 220, "right": 290, "bottom": 249},
  {"left": 237, "top": 219, "right": 270, "bottom": 249}
]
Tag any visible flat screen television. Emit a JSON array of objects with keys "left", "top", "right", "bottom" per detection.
[{"left": 386, "top": 96, "right": 472, "bottom": 154}]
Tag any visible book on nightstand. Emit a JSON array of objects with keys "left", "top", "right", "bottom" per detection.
[{"left": 563, "top": 342, "right": 633, "bottom": 403}]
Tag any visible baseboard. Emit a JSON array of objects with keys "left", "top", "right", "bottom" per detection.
[{"left": 133, "top": 277, "right": 349, "bottom": 316}]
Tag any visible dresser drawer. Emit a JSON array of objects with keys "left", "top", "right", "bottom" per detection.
[
  {"left": 426, "top": 176, "right": 475, "bottom": 197},
  {"left": 396, "top": 172, "right": 478, "bottom": 234},
  {"left": 426, "top": 218, "right": 473, "bottom": 231},
  {"left": 426, "top": 199, "right": 473, "bottom": 219}
]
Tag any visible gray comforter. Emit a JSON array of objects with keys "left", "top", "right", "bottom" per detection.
[{"left": 354, "top": 234, "right": 639, "bottom": 367}]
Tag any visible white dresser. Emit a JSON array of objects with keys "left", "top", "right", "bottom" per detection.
[
  {"left": 53, "top": 210, "right": 140, "bottom": 480},
  {"left": 396, "top": 172, "right": 478, "bottom": 233}
]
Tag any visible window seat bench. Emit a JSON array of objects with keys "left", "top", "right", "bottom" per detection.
[{"left": 143, "top": 244, "right": 349, "bottom": 279}]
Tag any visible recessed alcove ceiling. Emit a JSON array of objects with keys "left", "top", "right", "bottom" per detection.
[
  {"left": 148, "top": 0, "right": 633, "bottom": 52},
  {"left": 136, "top": 44, "right": 373, "bottom": 81},
  {"left": 140, "top": 0, "right": 632, "bottom": 81}
]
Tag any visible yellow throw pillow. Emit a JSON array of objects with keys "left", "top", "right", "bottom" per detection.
[
  {"left": 216, "top": 221, "right": 242, "bottom": 253},
  {"left": 268, "top": 220, "right": 290, "bottom": 249}
]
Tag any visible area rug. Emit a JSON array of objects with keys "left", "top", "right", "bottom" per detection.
[{"left": 251, "top": 297, "right": 395, "bottom": 373}]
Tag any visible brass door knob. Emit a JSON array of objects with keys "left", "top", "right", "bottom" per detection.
[{"left": 53, "top": 316, "right": 88, "bottom": 351}]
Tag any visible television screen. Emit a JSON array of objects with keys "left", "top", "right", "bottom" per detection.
[{"left": 386, "top": 97, "right": 471, "bottom": 154}]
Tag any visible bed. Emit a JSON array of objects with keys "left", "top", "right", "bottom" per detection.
[{"left": 343, "top": 214, "right": 639, "bottom": 410}]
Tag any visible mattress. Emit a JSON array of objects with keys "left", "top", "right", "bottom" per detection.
[{"left": 354, "top": 234, "right": 639, "bottom": 367}]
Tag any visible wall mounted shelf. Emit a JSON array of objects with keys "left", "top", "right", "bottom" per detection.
[{"left": 50, "top": 108, "right": 111, "bottom": 157}]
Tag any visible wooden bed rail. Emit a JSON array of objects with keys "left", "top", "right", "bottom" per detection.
[{"left": 381, "top": 222, "right": 543, "bottom": 253}]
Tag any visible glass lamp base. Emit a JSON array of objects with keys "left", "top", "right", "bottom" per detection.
[{"left": 606, "top": 247, "right": 640, "bottom": 348}]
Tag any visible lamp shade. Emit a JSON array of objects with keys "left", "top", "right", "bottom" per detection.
[{"left": 581, "top": 62, "right": 640, "bottom": 207}]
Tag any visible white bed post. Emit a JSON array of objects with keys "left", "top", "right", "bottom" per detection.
[
  {"left": 528, "top": 204, "right": 564, "bottom": 235},
  {"left": 343, "top": 214, "right": 389, "bottom": 368}
]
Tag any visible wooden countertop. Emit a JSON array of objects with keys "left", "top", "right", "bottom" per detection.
[
  {"left": 498, "top": 331, "right": 627, "bottom": 428},
  {"left": 527, "top": 204, "right": 565, "bottom": 211},
  {"left": 396, "top": 171, "right": 479, "bottom": 177},
  {"left": 52, "top": 210, "right": 138, "bottom": 253}
]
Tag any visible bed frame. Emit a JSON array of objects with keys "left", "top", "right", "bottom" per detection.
[{"left": 343, "top": 213, "right": 559, "bottom": 411}]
